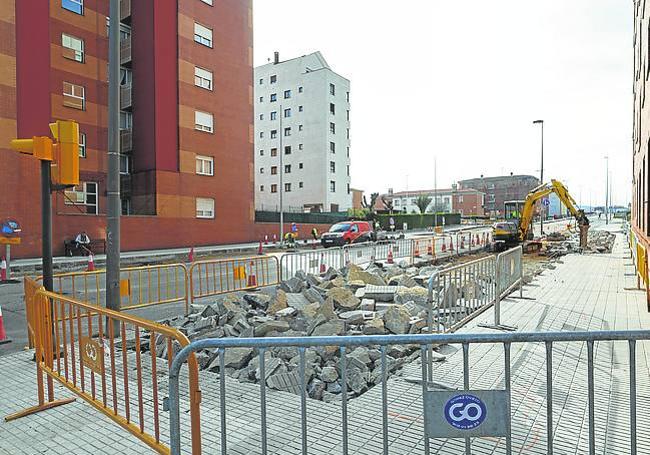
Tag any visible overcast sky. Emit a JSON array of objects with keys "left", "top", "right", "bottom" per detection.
[{"left": 253, "top": 0, "right": 632, "bottom": 207}]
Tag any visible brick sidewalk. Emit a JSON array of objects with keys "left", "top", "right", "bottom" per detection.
[{"left": 1, "top": 226, "right": 648, "bottom": 454}]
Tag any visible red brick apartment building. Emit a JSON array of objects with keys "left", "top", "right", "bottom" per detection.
[
  {"left": 633, "top": 0, "right": 649, "bottom": 246},
  {"left": 0, "top": 0, "right": 254, "bottom": 258}
]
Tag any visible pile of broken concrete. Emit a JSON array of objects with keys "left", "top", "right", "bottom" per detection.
[{"left": 153, "top": 263, "right": 450, "bottom": 402}]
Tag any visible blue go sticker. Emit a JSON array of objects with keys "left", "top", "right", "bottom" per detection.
[{"left": 444, "top": 394, "right": 487, "bottom": 430}]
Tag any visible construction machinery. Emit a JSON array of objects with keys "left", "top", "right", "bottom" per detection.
[{"left": 493, "top": 179, "right": 590, "bottom": 251}]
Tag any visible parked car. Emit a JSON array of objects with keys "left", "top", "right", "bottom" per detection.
[{"left": 321, "top": 221, "right": 375, "bottom": 247}]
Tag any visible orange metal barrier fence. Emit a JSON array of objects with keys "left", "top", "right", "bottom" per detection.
[
  {"left": 36, "top": 263, "right": 189, "bottom": 314},
  {"left": 7, "top": 278, "right": 202, "bottom": 455},
  {"left": 189, "top": 255, "right": 280, "bottom": 303}
]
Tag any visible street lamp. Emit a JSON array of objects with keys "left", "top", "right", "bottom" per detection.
[
  {"left": 604, "top": 156, "right": 609, "bottom": 225},
  {"left": 533, "top": 120, "right": 544, "bottom": 235}
]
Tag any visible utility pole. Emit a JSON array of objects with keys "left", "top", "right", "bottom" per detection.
[
  {"left": 605, "top": 156, "right": 609, "bottom": 224},
  {"left": 434, "top": 158, "right": 438, "bottom": 227},
  {"left": 533, "top": 120, "right": 544, "bottom": 234},
  {"left": 106, "top": 0, "right": 121, "bottom": 313},
  {"left": 41, "top": 160, "right": 53, "bottom": 292},
  {"left": 279, "top": 104, "right": 284, "bottom": 244}
]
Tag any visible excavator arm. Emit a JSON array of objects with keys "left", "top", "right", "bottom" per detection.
[{"left": 518, "top": 179, "right": 589, "bottom": 241}]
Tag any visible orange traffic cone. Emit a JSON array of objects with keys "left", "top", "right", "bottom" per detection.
[
  {"left": 449, "top": 238, "right": 454, "bottom": 252},
  {"left": 387, "top": 246, "right": 394, "bottom": 264},
  {"left": 427, "top": 242, "right": 433, "bottom": 256},
  {"left": 87, "top": 254, "right": 95, "bottom": 272},
  {"left": 188, "top": 247, "right": 195, "bottom": 262},
  {"left": 0, "top": 257, "right": 6, "bottom": 281},
  {"left": 319, "top": 253, "right": 326, "bottom": 274},
  {"left": 247, "top": 261, "right": 257, "bottom": 287},
  {"left": 258, "top": 240, "right": 264, "bottom": 255},
  {"left": 0, "top": 304, "right": 10, "bottom": 345},
  {"left": 442, "top": 242, "right": 447, "bottom": 252},
  {"left": 264, "top": 234, "right": 269, "bottom": 245}
]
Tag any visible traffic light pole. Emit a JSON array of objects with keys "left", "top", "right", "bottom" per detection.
[{"left": 41, "top": 161, "right": 53, "bottom": 292}]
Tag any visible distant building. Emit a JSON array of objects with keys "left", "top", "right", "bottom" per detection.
[
  {"left": 458, "top": 175, "right": 540, "bottom": 217},
  {"left": 254, "top": 52, "right": 351, "bottom": 213},
  {"left": 380, "top": 187, "right": 485, "bottom": 216},
  {"left": 633, "top": 5, "right": 649, "bottom": 243}
]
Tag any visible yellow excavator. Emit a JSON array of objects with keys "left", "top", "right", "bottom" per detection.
[{"left": 493, "top": 179, "right": 590, "bottom": 251}]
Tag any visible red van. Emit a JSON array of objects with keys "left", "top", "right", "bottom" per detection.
[{"left": 321, "top": 221, "right": 375, "bottom": 247}]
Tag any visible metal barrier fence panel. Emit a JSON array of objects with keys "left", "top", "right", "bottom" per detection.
[
  {"left": 496, "top": 246, "right": 523, "bottom": 298},
  {"left": 280, "top": 248, "right": 344, "bottom": 281},
  {"left": 37, "top": 263, "right": 190, "bottom": 314},
  {"left": 428, "top": 255, "right": 497, "bottom": 334},
  {"left": 7, "top": 284, "right": 202, "bottom": 455},
  {"left": 343, "top": 243, "right": 376, "bottom": 267},
  {"left": 374, "top": 238, "right": 413, "bottom": 263},
  {"left": 190, "top": 256, "right": 280, "bottom": 303},
  {"left": 411, "top": 237, "right": 436, "bottom": 261},
  {"left": 168, "top": 330, "right": 649, "bottom": 455}
]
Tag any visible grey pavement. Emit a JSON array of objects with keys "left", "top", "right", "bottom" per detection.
[{"left": 0, "top": 219, "right": 627, "bottom": 454}]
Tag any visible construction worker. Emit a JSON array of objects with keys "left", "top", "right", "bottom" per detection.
[
  {"left": 311, "top": 227, "right": 319, "bottom": 241},
  {"left": 284, "top": 231, "right": 296, "bottom": 248}
]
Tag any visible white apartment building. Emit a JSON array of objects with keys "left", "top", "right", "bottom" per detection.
[
  {"left": 392, "top": 189, "right": 453, "bottom": 213},
  {"left": 254, "top": 52, "right": 351, "bottom": 213}
]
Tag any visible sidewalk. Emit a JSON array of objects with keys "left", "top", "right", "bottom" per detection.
[{"left": 1, "top": 224, "right": 642, "bottom": 454}]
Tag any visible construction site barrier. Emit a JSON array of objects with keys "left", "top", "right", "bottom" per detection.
[
  {"left": 8, "top": 278, "right": 202, "bottom": 454},
  {"left": 168, "top": 330, "right": 650, "bottom": 455},
  {"left": 189, "top": 256, "right": 280, "bottom": 303},
  {"left": 280, "top": 247, "right": 345, "bottom": 280},
  {"left": 36, "top": 263, "right": 190, "bottom": 314}
]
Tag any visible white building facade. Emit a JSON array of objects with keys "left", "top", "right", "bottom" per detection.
[
  {"left": 254, "top": 52, "right": 352, "bottom": 213},
  {"left": 392, "top": 190, "right": 454, "bottom": 213}
]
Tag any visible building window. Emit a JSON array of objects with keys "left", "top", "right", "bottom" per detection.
[
  {"left": 120, "top": 68, "right": 132, "bottom": 86},
  {"left": 330, "top": 83, "right": 335, "bottom": 95},
  {"left": 284, "top": 90, "right": 291, "bottom": 99},
  {"left": 196, "top": 197, "right": 215, "bottom": 218},
  {"left": 259, "top": 114, "right": 264, "bottom": 121},
  {"left": 346, "top": 91, "right": 350, "bottom": 102},
  {"left": 271, "top": 184, "right": 277, "bottom": 193},
  {"left": 298, "top": 106, "right": 304, "bottom": 113},
  {"left": 330, "top": 103, "right": 335, "bottom": 115},
  {"left": 299, "top": 144, "right": 303, "bottom": 150},
  {"left": 285, "top": 183, "right": 292, "bottom": 192},
  {"left": 330, "top": 122, "right": 336, "bottom": 134},
  {"left": 285, "top": 165, "right": 291, "bottom": 173},
  {"left": 259, "top": 149, "right": 264, "bottom": 156},
  {"left": 259, "top": 96, "right": 263, "bottom": 103},
  {"left": 259, "top": 167, "right": 264, "bottom": 174},
  {"left": 194, "top": 67, "right": 213, "bottom": 90},
  {"left": 270, "top": 93, "right": 277, "bottom": 102},
  {"left": 259, "top": 78, "right": 263, "bottom": 85},
  {"left": 79, "top": 132, "right": 86, "bottom": 157},
  {"left": 347, "top": 184, "right": 350, "bottom": 194},
  {"left": 271, "top": 130, "right": 278, "bottom": 139},
  {"left": 271, "top": 166, "right": 277, "bottom": 175},
  {"left": 201, "top": 0, "right": 213, "bottom": 4},
  {"left": 271, "top": 148, "right": 278, "bottom": 157},
  {"left": 347, "top": 146, "right": 350, "bottom": 157},
  {"left": 298, "top": 125, "right": 303, "bottom": 131},
  {"left": 259, "top": 132, "right": 264, "bottom": 139},
  {"left": 459, "top": 195, "right": 464, "bottom": 203},
  {"left": 65, "top": 182, "right": 97, "bottom": 214},
  {"left": 347, "top": 128, "right": 350, "bottom": 139},
  {"left": 299, "top": 182, "right": 304, "bottom": 188},
  {"left": 62, "top": 0, "right": 83, "bottom": 14},
  {"left": 330, "top": 181, "right": 336, "bottom": 193},
  {"left": 284, "top": 108, "right": 291, "bottom": 118},
  {"left": 330, "top": 161, "right": 336, "bottom": 173},
  {"left": 63, "top": 82, "right": 85, "bottom": 110},
  {"left": 270, "top": 75, "right": 277, "bottom": 84},
  {"left": 330, "top": 142, "right": 335, "bottom": 153},
  {"left": 347, "top": 165, "right": 349, "bottom": 176},
  {"left": 299, "top": 163, "right": 304, "bottom": 169},
  {"left": 271, "top": 111, "right": 277, "bottom": 120},
  {"left": 121, "top": 198, "right": 131, "bottom": 216},
  {"left": 195, "top": 111, "right": 214, "bottom": 133},
  {"left": 120, "top": 154, "right": 132, "bottom": 175},
  {"left": 284, "top": 127, "right": 291, "bottom": 137},
  {"left": 196, "top": 155, "right": 214, "bottom": 176},
  {"left": 85, "top": 182, "right": 98, "bottom": 214},
  {"left": 298, "top": 86, "right": 303, "bottom": 93},
  {"left": 62, "top": 34, "right": 84, "bottom": 62},
  {"left": 284, "top": 146, "right": 292, "bottom": 155},
  {"left": 194, "top": 23, "right": 213, "bottom": 47},
  {"left": 119, "top": 111, "right": 132, "bottom": 129},
  {"left": 260, "top": 185, "right": 264, "bottom": 192}
]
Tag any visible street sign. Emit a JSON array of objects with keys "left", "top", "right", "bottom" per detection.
[
  {"left": 0, "top": 219, "right": 21, "bottom": 236},
  {"left": 0, "top": 236, "right": 21, "bottom": 245},
  {"left": 542, "top": 198, "right": 550, "bottom": 207},
  {"left": 423, "top": 389, "right": 510, "bottom": 438}
]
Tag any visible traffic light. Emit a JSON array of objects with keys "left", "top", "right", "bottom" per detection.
[
  {"left": 49, "top": 120, "right": 79, "bottom": 186},
  {"left": 10, "top": 136, "right": 53, "bottom": 161}
]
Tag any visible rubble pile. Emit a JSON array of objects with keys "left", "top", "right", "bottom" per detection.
[
  {"left": 543, "top": 230, "right": 616, "bottom": 256},
  {"left": 146, "top": 263, "right": 497, "bottom": 402}
]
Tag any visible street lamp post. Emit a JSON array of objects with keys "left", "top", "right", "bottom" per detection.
[
  {"left": 605, "top": 156, "right": 609, "bottom": 224},
  {"left": 533, "top": 120, "right": 544, "bottom": 235}
]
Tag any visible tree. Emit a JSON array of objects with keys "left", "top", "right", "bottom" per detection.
[
  {"left": 381, "top": 196, "right": 394, "bottom": 214},
  {"left": 415, "top": 195, "right": 432, "bottom": 214},
  {"left": 362, "top": 192, "right": 380, "bottom": 211}
]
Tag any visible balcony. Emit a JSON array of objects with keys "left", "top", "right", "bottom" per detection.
[
  {"left": 120, "top": 37, "right": 131, "bottom": 65},
  {"left": 120, "top": 84, "right": 132, "bottom": 110},
  {"left": 120, "top": 129, "right": 132, "bottom": 153},
  {"left": 120, "top": 0, "right": 131, "bottom": 22}
]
